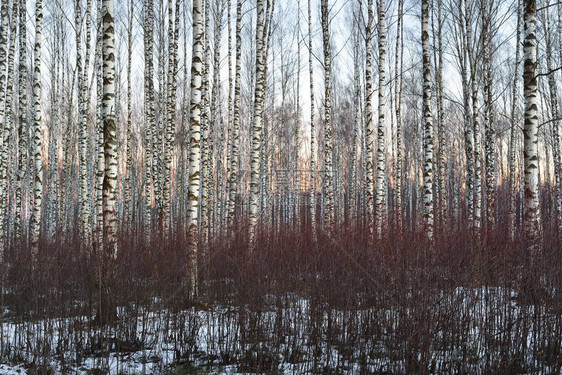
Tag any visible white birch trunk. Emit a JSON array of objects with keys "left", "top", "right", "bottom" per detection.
[
  {"left": 102, "top": 0, "right": 117, "bottom": 259},
  {"left": 15, "top": 0, "right": 27, "bottom": 245},
  {"left": 308, "top": 0, "right": 317, "bottom": 242},
  {"left": 482, "top": 3, "right": 496, "bottom": 232},
  {"left": 0, "top": 0, "right": 10, "bottom": 266},
  {"left": 199, "top": 0, "right": 211, "bottom": 252},
  {"left": 226, "top": 0, "right": 242, "bottom": 233},
  {"left": 144, "top": 0, "right": 155, "bottom": 240},
  {"left": 375, "top": 0, "right": 387, "bottom": 239},
  {"left": 163, "top": 0, "right": 175, "bottom": 236},
  {"left": 321, "top": 0, "right": 334, "bottom": 231},
  {"left": 29, "top": 0, "right": 42, "bottom": 269},
  {"left": 249, "top": 0, "right": 266, "bottom": 248},
  {"left": 467, "top": 6, "right": 482, "bottom": 236},
  {"left": 76, "top": 0, "right": 93, "bottom": 248},
  {"left": 394, "top": 0, "right": 404, "bottom": 231},
  {"left": 124, "top": 0, "right": 134, "bottom": 230},
  {"left": 509, "top": 0, "right": 521, "bottom": 241},
  {"left": 436, "top": 0, "right": 447, "bottom": 229},
  {"left": 461, "top": 0, "right": 474, "bottom": 229},
  {"left": 364, "top": 0, "right": 375, "bottom": 239},
  {"left": 350, "top": 6, "right": 361, "bottom": 226},
  {"left": 94, "top": 3, "right": 104, "bottom": 252},
  {"left": 187, "top": 0, "right": 204, "bottom": 298},
  {"left": 544, "top": 7, "right": 562, "bottom": 235},
  {"left": 294, "top": 0, "right": 301, "bottom": 230},
  {"left": 421, "top": 0, "right": 434, "bottom": 244},
  {"left": 523, "top": 0, "right": 540, "bottom": 253}
]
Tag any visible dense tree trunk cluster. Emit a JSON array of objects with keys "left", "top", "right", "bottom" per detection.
[{"left": 0, "top": 0, "right": 558, "bottom": 299}]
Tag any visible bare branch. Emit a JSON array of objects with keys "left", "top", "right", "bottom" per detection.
[{"left": 535, "top": 65, "right": 562, "bottom": 79}]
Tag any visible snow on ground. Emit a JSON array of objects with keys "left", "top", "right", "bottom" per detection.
[
  {"left": 0, "top": 300, "right": 318, "bottom": 375},
  {"left": 0, "top": 364, "right": 28, "bottom": 374},
  {"left": 1, "top": 289, "right": 560, "bottom": 374}
]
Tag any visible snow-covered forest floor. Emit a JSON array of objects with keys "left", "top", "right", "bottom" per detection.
[
  {"left": 2, "top": 287, "right": 561, "bottom": 375},
  {"left": 2, "top": 229, "right": 562, "bottom": 374}
]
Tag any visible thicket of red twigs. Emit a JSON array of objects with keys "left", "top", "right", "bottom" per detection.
[{"left": 2, "top": 207, "right": 562, "bottom": 373}]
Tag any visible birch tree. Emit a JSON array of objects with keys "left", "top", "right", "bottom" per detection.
[
  {"left": 294, "top": 0, "right": 301, "bottom": 230},
  {"left": 77, "top": 0, "right": 92, "bottom": 247},
  {"left": 523, "top": 0, "right": 540, "bottom": 253},
  {"left": 102, "top": 0, "right": 117, "bottom": 259},
  {"left": 94, "top": 18, "right": 104, "bottom": 252},
  {"left": 349, "top": 3, "right": 361, "bottom": 225},
  {"left": 394, "top": 0, "right": 404, "bottom": 231},
  {"left": 0, "top": 0, "right": 9, "bottom": 259},
  {"left": 199, "top": 0, "right": 211, "bottom": 252},
  {"left": 467, "top": 1, "right": 482, "bottom": 235},
  {"left": 210, "top": 0, "right": 224, "bottom": 240},
  {"left": 30, "top": 0, "right": 43, "bottom": 268},
  {"left": 365, "top": 0, "right": 375, "bottom": 239},
  {"left": 509, "top": 0, "right": 521, "bottom": 241},
  {"left": 163, "top": 0, "right": 176, "bottom": 235},
  {"left": 15, "top": 0, "right": 27, "bottom": 245},
  {"left": 421, "top": 0, "right": 434, "bottom": 243},
  {"left": 187, "top": 0, "right": 204, "bottom": 298},
  {"left": 224, "top": 0, "right": 233, "bottom": 234},
  {"left": 543, "top": 4, "right": 562, "bottom": 234},
  {"left": 124, "top": 0, "right": 134, "bottom": 230},
  {"left": 457, "top": 0, "right": 474, "bottom": 229},
  {"left": 227, "top": 0, "right": 242, "bottom": 233},
  {"left": 308, "top": 0, "right": 317, "bottom": 242},
  {"left": 249, "top": 0, "right": 266, "bottom": 248},
  {"left": 144, "top": 0, "right": 155, "bottom": 240},
  {"left": 321, "top": 0, "right": 335, "bottom": 231},
  {"left": 375, "top": 0, "right": 387, "bottom": 239},
  {"left": 47, "top": 7, "right": 59, "bottom": 237},
  {"left": 482, "top": 0, "right": 496, "bottom": 232},
  {"left": 435, "top": 0, "right": 447, "bottom": 228}
]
